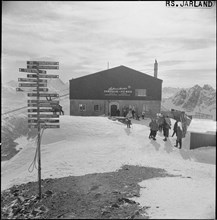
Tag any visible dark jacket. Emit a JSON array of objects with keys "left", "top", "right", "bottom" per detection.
[
  {"left": 163, "top": 118, "right": 171, "bottom": 130},
  {"left": 149, "top": 120, "right": 159, "bottom": 131},
  {"left": 173, "top": 121, "right": 178, "bottom": 132},
  {"left": 176, "top": 123, "right": 183, "bottom": 140}
]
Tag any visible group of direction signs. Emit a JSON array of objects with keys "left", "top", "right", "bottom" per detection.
[{"left": 18, "top": 61, "right": 60, "bottom": 129}]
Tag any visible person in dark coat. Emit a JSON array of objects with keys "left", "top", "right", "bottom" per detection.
[
  {"left": 132, "top": 109, "right": 135, "bottom": 119},
  {"left": 174, "top": 122, "right": 183, "bottom": 149},
  {"left": 135, "top": 112, "right": 140, "bottom": 120},
  {"left": 116, "top": 109, "right": 120, "bottom": 117},
  {"left": 172, "top": 120, "right": 178, "bottom": 137},
  {"left": 162, "top": 116, "right": 171, "bottom": 141},
  {"left": 52, "top": 104, "right": 64, "bottom": 115},
  {"left": 123, "top": 108, "right": 127, "bottom": 117},
  {"left": 149, "top": 118, "right": 159, "bottom": 140},
  {"left": 141, "top": 111, "right": 145, "bottom": 119}
]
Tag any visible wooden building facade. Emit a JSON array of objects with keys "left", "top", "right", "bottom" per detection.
[{"left": 69, "top": 65, "right": 163, "bottom": 116}]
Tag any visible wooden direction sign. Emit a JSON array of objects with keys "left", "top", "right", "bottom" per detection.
[
  {"left": 28, "top": 109, "right": 54, "bottom": 112},
  {"left": 18, "top": 78, "right": 47, "bottom": 83},
  {"left": 28, "top": 119, "right": 59, "bottom": 123},
  {"left": 27, "top": 74, "right": 59, "bottom": 78},
  {"left": 28, "top": 100, "right": 59, "bottom": 104},
  {"left": 28, "top": 103, "right": 56, "bottom": 107},
  {"left": 27, "top": 61, "right": 59, "bottom": 65},
  {"left": 28, "top": 124, "right": 60, "bottom": 129},
  {"left": 28, "top": 114, "right": 59, "bottom": 118},
  {"left": 32, "top": 88, "right": 49, "bottom": 92},
  {"left": 27, "top": 65, "right": 59, "bottom": 70},
  {"left": 17, "top": 88, "right": 48, "bottom": 92},
  {"left": 19, "top": 83, "right": 47, "bottom": 87},
  {"left": 16, "top": 88, "right": 24, "bottom": 92},
  {"left": 19, "top": 68, "right": 46, "bottom": 74},
  {"left": 28, "top": 93, "right": 59, "bottom": 97}
]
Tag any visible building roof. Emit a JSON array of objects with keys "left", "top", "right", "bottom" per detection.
[{"left": 69, "top": 65, "right": 163, "bottom": 82}]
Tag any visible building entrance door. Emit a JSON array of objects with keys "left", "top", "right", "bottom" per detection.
[{"left": 111, "top": 104, "right": 117, "bottom": 116}]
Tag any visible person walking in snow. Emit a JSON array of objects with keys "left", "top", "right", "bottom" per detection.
[
  {"left": 116, "top": 109, "right": 120, "bottom": 117},
  {"left": 123, "top": 108, "right": 127, "bottom": 117},
  {"left": 126, "top": 117, "right": 132, "bottom": 128},
  {"left": 162, "top": 115, "right": 171, "bottom": 141},
  {"left": 174, "top": 122, "right": 183, "bottom": 149},
  {"left": 157, "top": 114, "right": 164, "bottom": 132},
  {"left": 141, "top": 111, "right": 145, "bottom": 119},
  {"left": 172, "top": 120, "right": 178, "bottom": 137},
  {"left": 125, "top": 110, "right": 132, "bottom": 128},
  {"left": 135, "top": 112, "right": 140, "bottom": 120},
  {"left": 132, "top": 109, "right": 135, "bottom": 119},
  {"left": 149, "top": 118, "right": 159, "bottom": 140}
]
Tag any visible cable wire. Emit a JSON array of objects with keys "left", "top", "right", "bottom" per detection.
[
  {"left": 2, "top": 92, "right": 69, "bottom": 116},
  {"left": 28, "top": 123, "right": 46, "bottom": 173}
]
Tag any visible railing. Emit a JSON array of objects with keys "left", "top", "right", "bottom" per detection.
[{"left": 193, "top": 112, "right": 213, "bottom": 119}]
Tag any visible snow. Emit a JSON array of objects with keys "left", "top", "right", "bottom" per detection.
[
  {"left": 14, "top": 136, "right": 31, "bottom": 151},
  {"left": 133, "top": 177, "right": 215, "bottom": 219},
  {"left": 1, "top": 116, "right": 216, "bottom": 219},
  {"left": 187, "top": 118, "right": 216, "bottom": 133}
]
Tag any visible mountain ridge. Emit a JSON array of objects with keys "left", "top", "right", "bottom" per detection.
[{"left": 162, "top": 84, "right": 216, "bottom": 120}]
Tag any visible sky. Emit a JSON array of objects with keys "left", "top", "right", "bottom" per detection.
[{"left": 2, "top": 1, "right": 216, "bottom": 88}]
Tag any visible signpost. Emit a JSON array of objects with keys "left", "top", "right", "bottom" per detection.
[
  {"left": 18, "top": 61, "right": 60, "bottom": 200},
  {"left": 19, "top": 83, "right": 47, "bottom": 87},
  {"left": 28, "top": 100, "right": 59, "bottom": 104},
  {"left": 27, "top": 65, "right": 59, "bottom": 69},
  {"left": 28, "top": 124, "right": 60, "bottom": 129},
  {"left": 32, "top": 88, "right": 49, "bottom": 92},
  {"left": 27, "top": 93, "right": 59, "bottom": 97},
  {"left": 27, "top": 74, "right": 59, "bottom": 78},
  {"left": 19, "top": 68, "right": 46, "bottom": 74},
  {"left": 16, "top": 88, "right": 24, "bottom": 92},
  {"left": 28, "top": 119, "right": 59, "bottom": 123},
  {"left": 28, "top": 102, "right": 57, "bottom": 107},
  {"left": 28, "top": 114, "right": 59, "bottom": 118},
  {"left": 27, "top": 61, "right": 59, "bottom": 65},
  {"left": 18, "top": 78, "right": 47, "bottom": 83},
  {"left": 28, "top": 108, "right": 55, "bottom": 112}
]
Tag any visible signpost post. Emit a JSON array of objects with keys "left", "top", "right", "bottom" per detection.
[
  {"left": 17, "top": 61, "right": 60, "bottom": 200},
  {"left": 36, "top": 67, "right": 42, "bottom": 200}
]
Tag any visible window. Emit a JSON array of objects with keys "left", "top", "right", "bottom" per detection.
[
  {"left": 135, "top": 89, "right": 146, "bottom": 97},
  {"left": 94, "top": 105, "right": 100, "bottom": 111},
  {"left": 79, "top": 104, "right": 86, "bottom": 111}
]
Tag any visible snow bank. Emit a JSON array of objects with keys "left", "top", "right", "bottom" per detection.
[
  {"left": 133, "top": 176, "right": 215, "bottom": 219},
  {"left": 1, "top": 116, "right": 215, "bottom": 219},
  {"left": 188, "top": 118, "right": 216, "bottom": 133}
]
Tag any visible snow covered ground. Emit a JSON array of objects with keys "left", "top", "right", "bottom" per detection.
[{"left": 1, "top": 116, "right": 216, "bottom": 219}]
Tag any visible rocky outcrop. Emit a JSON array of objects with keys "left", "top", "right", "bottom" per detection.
[{"left": 171, "top": 84, "right": 216, "bottom": 112}]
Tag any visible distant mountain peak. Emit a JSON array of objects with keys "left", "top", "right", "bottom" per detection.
[
  {"left": 170, "top": 84, "right": 216, "bottom": 112},
  {"left": 203, "top": 84, "right": 214, "bottom": 91},
  {"left": 192, "top": 84, "right": 202, "bottom": 90}
]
